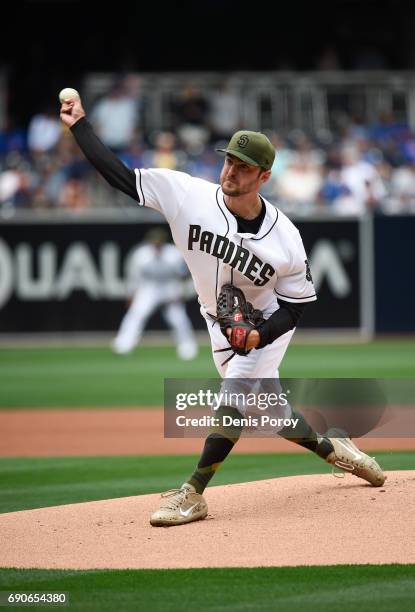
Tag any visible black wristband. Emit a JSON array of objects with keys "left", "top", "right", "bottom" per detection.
[{"left": 257, "top": 300, "right": 307, "bottom": 349}]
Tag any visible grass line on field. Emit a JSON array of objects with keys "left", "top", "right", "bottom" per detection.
[{"left": 0, "top": 451, "right": 413, "bottom": 513}]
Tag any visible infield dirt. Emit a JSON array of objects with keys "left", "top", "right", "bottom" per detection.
[
  {"left": 1, "top": 471, "right": 414, "bottom": 569},
  {"left": 1, "top": 408, "right": 414, "bottom": 456}
]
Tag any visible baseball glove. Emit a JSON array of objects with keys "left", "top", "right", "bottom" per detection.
[{"left": 213, "top": 284, "right": 264, "bottom": 364}]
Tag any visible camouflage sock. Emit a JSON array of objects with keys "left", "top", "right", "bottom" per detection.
[
  {"left": 278, "top": 410, "right": 334, "bottom": 459},
  {"left": 188, "top": 434, "right": 236, "bottom": 493},
  {"left": 188, "top": 407, "right": 243, "bottom": 493}
]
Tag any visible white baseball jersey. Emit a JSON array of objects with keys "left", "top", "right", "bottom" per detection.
[
  {"left": 126, "top": 243, "right": 187, "bottom": 299},
  {"left": 113, "top": 242, "right": 197, "bottom": 358},
  {"left": 134, "top": 168, "right": 316, "bottom": 318},
  {"left": 127, "top": 244, "right": 186, "bottom": 289}
]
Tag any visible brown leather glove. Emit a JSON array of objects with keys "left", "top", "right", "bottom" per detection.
[{"left": 215, "top": 284, "right": 264, "bottom": 357}]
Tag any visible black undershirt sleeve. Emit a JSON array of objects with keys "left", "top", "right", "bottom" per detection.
[
  {"left": 71, "top": 117, "right": 138, "bottom": 201},
  {"left": 256, "top": 299, "right": 307, "bottom": 349}
]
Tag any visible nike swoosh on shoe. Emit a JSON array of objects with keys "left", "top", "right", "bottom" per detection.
[{"left": 179, "top": 503, "right": 199, "bottom": 517}]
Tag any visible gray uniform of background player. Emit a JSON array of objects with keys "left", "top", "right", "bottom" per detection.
[{"left": 113, "top": 230, "right": 198, "bottom": 360}]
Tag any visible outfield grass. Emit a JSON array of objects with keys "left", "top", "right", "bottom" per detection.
[
  {"left": 0, "top": 565, "right": 414, "bottom": 612},
  {"left": 0, "top": 451, "right": 412, "bottom": 514},
  {"left": 1, "top": 340, "right": 414, "bottom": 407}
]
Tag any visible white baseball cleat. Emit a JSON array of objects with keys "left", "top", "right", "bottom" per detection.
[
  {"left": 111, "top": 340, "right": 133, "bottom": 355},
  {"left": 150, "top": 483, "right": 208, "bottom": 526},
  {"left": 326, "top": 430, "right": 386, "bottom": 487}
]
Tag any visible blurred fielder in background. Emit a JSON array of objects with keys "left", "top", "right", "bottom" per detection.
[{"left": 113, "top": 226, "right": 198, "bottom": 360}]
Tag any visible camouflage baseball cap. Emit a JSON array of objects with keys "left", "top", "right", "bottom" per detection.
[{"left": 216, "top": 130, "right": 275, "bottom": 170}]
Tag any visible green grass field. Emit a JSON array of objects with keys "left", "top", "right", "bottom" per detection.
[
  {"left": 1, "top": 340, "right": 414, "bottom": 407},
  {"left": 1, "top": 565, "right": 414, "bottom": 612},
  {"left": 1, "top": 451, "right": 412, "bottom": 514},
  {"left": 1, "top": 340, "right": 414, "bottom": 611}
]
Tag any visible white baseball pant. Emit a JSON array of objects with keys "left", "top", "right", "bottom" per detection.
[{"left": 113, "top": 284, "right": 197, "bottom": 359}]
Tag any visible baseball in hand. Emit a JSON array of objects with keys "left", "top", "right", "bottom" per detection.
[{"left": 59, "top": 87, "right": 80, "bottom": 103}]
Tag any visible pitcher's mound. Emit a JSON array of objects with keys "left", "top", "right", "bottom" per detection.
[{"left": 1, "top": 471, "right": 414, "bottom": 569}]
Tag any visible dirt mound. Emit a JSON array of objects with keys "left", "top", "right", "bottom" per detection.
[{"left": 1, "top": 471, "right": 414, "bottom": 569}]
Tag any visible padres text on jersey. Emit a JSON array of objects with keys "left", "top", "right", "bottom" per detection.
[{"left": 135, "top": 168, "right": 316, "bottom": 316}]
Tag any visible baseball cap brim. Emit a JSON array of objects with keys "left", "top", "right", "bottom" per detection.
[{"left": 216, "top": 148, "right": 260, "bottom": 167}]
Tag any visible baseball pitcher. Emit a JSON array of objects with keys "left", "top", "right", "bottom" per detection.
[{"left": 60, "top": 94, "right": 385, "bottom": 527}]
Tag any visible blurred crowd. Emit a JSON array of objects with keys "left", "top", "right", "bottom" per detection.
[{"left": 1, "top": 74, "right": 415, "bottom": 216}]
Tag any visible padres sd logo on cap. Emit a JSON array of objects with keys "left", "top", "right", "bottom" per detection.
[
  {"left": 216, "top": 130, "right": 276, "bottom": 170},
  {"left": 237, "top": 135, "right": 249, "bottom": 148}
]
